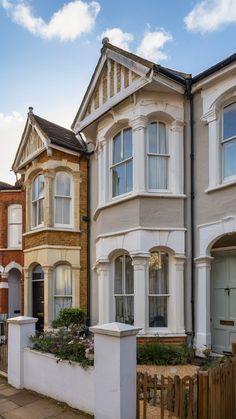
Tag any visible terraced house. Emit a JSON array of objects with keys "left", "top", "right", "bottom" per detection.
[
  {"left": 12, "top": 109, "right": 88, "bottom": 329},
  {"left": 72, "top": 40, "right": 236, "bottom": 354},
  {"left": 0, "top": 181, "right": 24, "bottom": 326}
]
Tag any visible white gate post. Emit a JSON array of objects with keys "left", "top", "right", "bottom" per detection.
[
  {"left": 7, "top": 316, "right": 37, "bottom": 389},
  {"left": 90, "top": 322, "right": 141, "bottom": 419}
]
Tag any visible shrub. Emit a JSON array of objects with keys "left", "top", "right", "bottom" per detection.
[
  {"left": 51, "top": 308, "right": 85, "bottom": 328},
  {"left": 137, "top": 343, "right": 191, "bottom": 365}
]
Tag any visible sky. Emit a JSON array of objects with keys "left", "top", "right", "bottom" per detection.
[{"left": 0, "top": 0, "right": 236, "bottom": 183}]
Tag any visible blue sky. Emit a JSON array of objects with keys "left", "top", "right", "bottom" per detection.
[{"left": 0, "top": 0, "right": 236, "bottom": 183}]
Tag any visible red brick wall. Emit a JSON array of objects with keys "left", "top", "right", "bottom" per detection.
[{"left": 0, "top": 188, "right": 25, "bottom": 315}]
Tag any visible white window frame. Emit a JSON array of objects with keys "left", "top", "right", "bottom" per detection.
[
  {"left": 147, "top": 121, "right": 170, "bottom": 192},
  {"left": 8, "top": 204, "right": 22, "bottom": 249},
  {"left": 54, "top": 172, "right": 73, "bottom": 228},
  {"left": 113, "top": 254, "right": 134, "bottom": 325},
  {"left": 221, "top": 102, "right": 236, "bottom": 183},
  {"left": 31, "top": 174, "right": 44, "bottom": 229},
  {"left": 148, "top": 251, "right": 170, "bottom": 329},
  {"left": 110, "top": 128, "right": 133, "bottom": 199},
  {"left": 53, "top": 265, "right": 73, "bottom": 319}
]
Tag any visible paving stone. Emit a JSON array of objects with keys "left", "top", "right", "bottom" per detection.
[
  {"left": 54, "top": 412, "right": 91, "bottom": 419},
  {"left": 0, "top": 401, "right": 18, "bottom": 414},
  {"left": 2, "top": 399, "right": 64, "bottom": 419},
  {"left": 0, "top": 389, "right": 19, "bottom": 398},
  {"left": 8, "top": 390, "right": 39, "bottom": 407}
]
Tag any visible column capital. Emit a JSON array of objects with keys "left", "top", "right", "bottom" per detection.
[
  {"left": 129, "top": 115, "right": 149, "bottom": 130},
  {"left": 201, "top": 108, "right": 218, "bottom": 124},
  {"left": 95, "top": 258, "right": 110, "bottom": 274},
  {"left": 195, "top": 256, "right": 214, "bottom": 268},
  {"left": 170, "top": 120, "right": 184, "bottom": 132},
  {"left": 131, "top": 252, "right": 150, "bottom": 269},
  {"left": 1, "top": 273, "right": 8, "bottom": 279},
  {"left": 174, "top": 254, "right": 186, "bottom": 269}
]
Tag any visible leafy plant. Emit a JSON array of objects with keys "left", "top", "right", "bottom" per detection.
[
  {"left": 51, "top": 308, "right": 85, "bottom": 328},
  {"left": 137, "top": 343, "right": 191, "bottom": 365}
]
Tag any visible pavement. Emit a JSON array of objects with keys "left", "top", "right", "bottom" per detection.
[{"left": 0, "top": 376, "right": 93, "bottom": 419}]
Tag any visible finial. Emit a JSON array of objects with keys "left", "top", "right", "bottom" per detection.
[
  {"left": 28, "top": 106, "right": 33, "bottom": 113},
  {"left": 102, "top": 37, "right": 109, "bottom": 45}
]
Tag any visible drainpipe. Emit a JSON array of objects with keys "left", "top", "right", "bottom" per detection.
[{"left": 186, "top": 77, "right": 195, "bottom": 345}]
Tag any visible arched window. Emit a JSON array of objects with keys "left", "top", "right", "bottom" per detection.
[
  {"left": 54, "top": 265, "right": 72, "bottom": 318},
  {"left": 148, "top": 252, "right": 169, "bottom": 327},
  {"left": 114, "top": 254, "right": 134, "bottom": 324},
  {"left": 112, "top": 128, "right": 133, "bottom": 197},
  {"left": 8, "top": 204, "right": 22, "bottom": 248},
  {"left": 222, "top": 102, "right": 236, "bottom": 180},
  {"left": 32, "top": 174, "right": 44, "bottom": 227},
  {"left": 147, "top": 122, "right": 168, "bottom": 190},
  {"left": 55, "top": 172, "right": 72, "bottom": 226}
]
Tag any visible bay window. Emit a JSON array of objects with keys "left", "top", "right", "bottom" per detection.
[
  {"left": 222, "top": 102, "right": 236, "bottom": 180},
  {"left": 55, "top": 172, "right": 72, "bottom": 226},
  {"left": 8, "top": 205, "right": 22, "bottom": 248},
  {"left": 149, "top": 252, "right": 169, "bottom": 328},
  {"left": 32, "top": 174, "right": 44, "bottom": 227},
  {"left": 114, "top": 254, "right": 134, "bottom": 324},
  {"left": 54, "top": 265, "right": 72, "bottom": 318},
  {"left": 112, "top": 128, "right": 133, "bottom": 197},
  {"left": 147, "top": 122, "right": 168, "bottom": 190}
]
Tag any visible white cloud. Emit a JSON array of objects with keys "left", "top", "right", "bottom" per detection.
[
  {"left": 99, "top": 28, "right": 134, "bottom": 50},
  {"left": 184, "top": 0, "right": 236, "bottom": 33},
  {"left": 1, "top": 0, "right": 100, "bottom": 41},
  {"left": 0, "top": 112, "right": 24, "bottom": 184},
  {"left": 136, "top": 29, "right": 173, "bottom": 62}
]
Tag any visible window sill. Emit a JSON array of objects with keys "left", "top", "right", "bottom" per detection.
[
  {"left": 205, "top": 179, "right": 236, "bottom": 193},
  {"left": 23, "top": 227, "right": 81, "bottom": 237},
  {"left": 94, "top": 191, "right": 186, "bottom": 220},
  {"left": 0, "top": 247, "right": 22, "bottom": 251}
]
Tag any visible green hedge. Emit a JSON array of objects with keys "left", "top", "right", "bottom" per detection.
[
  {"left": 137, "top": 343, "right": 191, "bottom": 365},
  {"left": 51, "top": 308, "right": 85, "bottom": 328}
]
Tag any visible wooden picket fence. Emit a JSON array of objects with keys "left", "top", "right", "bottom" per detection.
[{"left": 137, "top": 356, "right": 236, "bottom": 419}]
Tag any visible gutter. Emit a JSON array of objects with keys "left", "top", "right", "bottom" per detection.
[{"left": 186, "top": 77, "right": 195, "bottom": 345}]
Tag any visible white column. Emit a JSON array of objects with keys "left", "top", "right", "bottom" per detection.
[
  {"left": 170, "top": 121, "right": 184, "bottom": 194},
  {"left": 23, "top": 268, "right": 32, "bottom": 317},
  {"left": 43, "top": 266, "right": 53, "bottom": 328},
  {"left": 201, "top": 109, "right": 219, "bottom": 189},
  {"left": 97, "top": 140, "right": 107, "bottom": 205},
  {"left": 173, "top": 256, "right": 185, "bottom": 333},
  {"left": 96, "top": 259, "right": 111, "bottom": 324},
  {"left": 7, "top": 316, "right": 37, "bottom": 389},
  {"left": 90, "top": 322, "right": 141, "bottom": 419},
  {"left": 130, "top": 116, "right": 148, "bottom": 194},
  {"left": 131, "top": 254, "right": 149, "bottom": 333},
  {"left": 195, "top": 256, "right": 213, "bottom": 351}
]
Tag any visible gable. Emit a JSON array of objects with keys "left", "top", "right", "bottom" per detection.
[
  {"left": 19, "top": 125, "right": 45, "bottom": 167},
  {"left": 84, "top": 58, "right": 141, "bottom": 119}
]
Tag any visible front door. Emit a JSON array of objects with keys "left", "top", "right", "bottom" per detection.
[
  {"left": 211, "top": 255, "right": 236, "bottom": 353},
  {"left": 8, "top": 269, "right": 21, "bottom": 317}
]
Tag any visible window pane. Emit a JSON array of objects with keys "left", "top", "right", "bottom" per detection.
[
  {"left": 223, "top": 140, "right": 236, "bottom": 178},
  {"left": 9, "top": 206, "right": 22, "bottom": 223},
  {"left": 54, "top": 297, "right": 72, "bottom": 319},
  {"left": 38, "top": 198, "right": 44, "bottom": 225},
  {"left": 32, "top": 202, "right": 37, "bottom": 227},
  {"left": 148, "top": 123, "right": 157, "bottom": 153},
  {"left": 56, "top": 172, "right": 71, "bottom": 196},
  {"left": 126, "top": 160, "right": 133, "bottom": 193},
  {"left": 125, "top": 256, "right": 134, "bottom": 294},
  {"left": 115, "top": 296, "right": 134, "bottom": 325},
  {"left": 159, "top": 123, "right": 167, "bottom": 154},
  {"left": 9, "top": 224, "right": 22, "bottom": 247},
  {"left": 149, "top": 156, "right": 168, "bottom": 189},
  {"left": 62, "top": 198, "right": 71, "bottom": 224},
  {"left": 32, "top": 178, "right": 38, "bottom": 200},
  {"left": 55, "top": 266, "right": 72, "bottom": 296},
  {"left": 149, "top": 296, "right": 168, "bottom": 327},
  {"left": 38, "top": 175, "right": 44, "bottom": 198},
  {"left": 113, "top": 133, "right": 121, "bottom": 164},
  {"left": 55, "top": 197, "right": 63, "bottom": 224},
  {"left": 149, "top": 254, "right": 168, "bottom": 294},
  {"left": 123, "top": 129, "right": 132, "bottom": 159},
  {"left": 223, "top": 103, "right": 236, "bottom": 140},
  {"left": 112, "top": 164, "right": 125, "bottom": 196},
  {"left": 114, "top": 257, "right": 123, "bottom": 294}
]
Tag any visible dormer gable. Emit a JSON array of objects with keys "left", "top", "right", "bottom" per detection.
[{"left": 72, "top": 41, "right": 188, "bottom": 133}]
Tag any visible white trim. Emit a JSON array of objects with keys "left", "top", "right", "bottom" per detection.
[
  {"left": 0, "top": 283, "right": 8, "bottom": 289},
  {"left": 192, "top": 62, "right": 236, "bottom": 93},
  {"left": 18, "top": 147, "right": 47, "bottom": 170},
  {"left": 24, "top": 245, "right": 81, "bottom": 252},
  {"left": 23, "top": 227, "right": 81, "bottom": 237},
  {"left": 4, "top": 262, "right": 22, "bottom": 274},
  {"left": 54, "top": 171, "right": 74, "bottom": 229},
  {"left": 205, "top": 178, "right": 236, "bottom": 193},
  {"left": 96, "top": 226, "right": 187, "bottom": 240},
  {"left": 0, "top": 190, "right": 22, "bottom": 194},
  {"left": 49, "top": 144, "right": 81, "bottom": 157}
]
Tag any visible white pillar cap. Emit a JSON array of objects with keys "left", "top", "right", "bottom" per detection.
[
  {"left": 90, "top": 322, "right": 141, "bottom": 337},
  {"left": 7, "top": 316, "right": 38, "bottom": 325}
]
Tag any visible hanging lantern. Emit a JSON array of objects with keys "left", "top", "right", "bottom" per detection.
[{"left": 149, "top": 252, "right": 162, "bottom": 270}]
